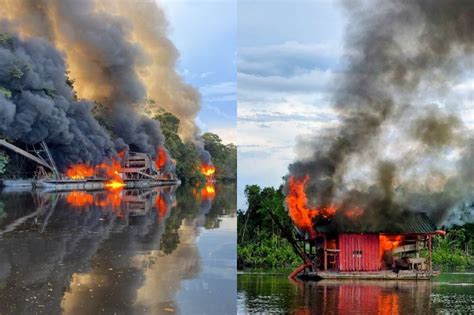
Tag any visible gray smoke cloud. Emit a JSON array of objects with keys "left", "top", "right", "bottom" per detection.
[
  {"left": 286, "top": 0, "right": 474, "bottom": 228},
  {"left": 0, "top": 30, "right": 115, "bottom": 169},
  {"left": 0, "top": 0, "right": 211, "bottom": 164}
]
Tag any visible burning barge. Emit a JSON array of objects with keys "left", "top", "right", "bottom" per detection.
[
  {"left": 292, "top": 212, "right": 444, "bottom": 281},
  {"left": 285, "top": 176, "right": 445, "bottom": 281},
  {"left": 0, "top": 139, "right": 180, "bottom": 191}
]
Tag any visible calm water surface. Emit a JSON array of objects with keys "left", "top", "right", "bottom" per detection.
[
  {"left": 0, "top": 182, "right": 236, "bottom": 315},
  {"left": 238, "top": 270, "right": 474, "bottom": 314}
]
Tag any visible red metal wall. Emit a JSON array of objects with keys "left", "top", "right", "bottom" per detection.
[{"left": 338, "top": 234, "right": 380, "bottom": 271}]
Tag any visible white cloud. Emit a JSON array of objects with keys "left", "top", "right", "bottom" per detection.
[
  {"left": 200, "top": 81, "right": 236, "bottom": 102},
  {"left": 208, "top": 127, "right": 237, "bottom": 144}
]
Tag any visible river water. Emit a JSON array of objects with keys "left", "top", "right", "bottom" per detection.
[
  {"left": 238, "top": 271, "right": 474, "bottom": 314},
  {"left": 0, "top": 182, "right": 236, "bottom": 315}
]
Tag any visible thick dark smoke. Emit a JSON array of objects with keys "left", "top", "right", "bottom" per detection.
[
  {"left": 0, "top": 31, "right": 115, "bottom": 168},
  {"left": 286, "top": 0, "right": 474, "bottom": 228},
  {"left": 0, "top": 0, "right": 210, "bottom": 163}
]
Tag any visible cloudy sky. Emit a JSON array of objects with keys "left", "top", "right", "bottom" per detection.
[
  {"left": 237, "top": 0, "right": 346, "bottom": 209},
  {"left": 160, "top": 0, "right": 237, "bottom": 145}
]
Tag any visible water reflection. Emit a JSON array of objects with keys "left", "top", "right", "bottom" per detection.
[
  {"left": 238, "top": 272, "right": 474, "bottom": 314},
  {"left": 0, "top": 182, "right": 236, "bottom": 314}
]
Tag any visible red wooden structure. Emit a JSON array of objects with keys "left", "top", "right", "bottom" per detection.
[{"left": 338, "top": 234, "right": 380, "bottom": 271}]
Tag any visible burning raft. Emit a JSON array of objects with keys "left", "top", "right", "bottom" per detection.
[
  {"left": 287, "top": 178, "right": 444, "bottom": 280},
  {"left": 0, "top": 139, "right": 179, "bottom": 190}
]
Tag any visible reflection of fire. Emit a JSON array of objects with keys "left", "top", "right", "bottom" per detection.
[
  {"left": 155, "top": 146, "right": 168, "bottom": 170},
  {"left": 201, "top": 182, "right": 216, "bottom": 200},
  {"left": 200, "top": 163, "right": 216, "bottom": 177},
  {"left": 286, "top": 175, "right": 335, "bottom": 238},
  {"left": 377, "top": 293, "right": 400, "bottom": 315},
  {"left": 66, "top": 190, "right": 123, "bottom": 210},
  {"left": 379, "top": 235, "right": 404, "bottom": 262},
  {"left": 155, "top": 195, "right": 168, "bottom": 218},
  {"left": 66, "top": 164, "right": 94, "bottom": 179},
  {"left": 66, "top": 191, "right": 94, "bottom": 207}
]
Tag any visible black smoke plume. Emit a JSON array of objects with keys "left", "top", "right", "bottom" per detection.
[
  {"left": 0, "top": 31, "right": 115, "bottom": 169},
  {"left": 286, "top": 0, "right": 474, "bottom": 228}
]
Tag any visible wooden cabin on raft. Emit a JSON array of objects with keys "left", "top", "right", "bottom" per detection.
[{"left": 293, "top": 212, "right": 444, "bottom": 280}]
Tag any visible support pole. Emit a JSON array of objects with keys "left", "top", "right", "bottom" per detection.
[
  {"left": 324, "top": 235, "right": 328, "bottom": 271},
  {"left": 428, "top": 235, "right": 432, "bottom": 273}
]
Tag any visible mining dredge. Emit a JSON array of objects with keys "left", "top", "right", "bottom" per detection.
[{"left": 0, "top": 139, "right": 180, "bottom": 190}]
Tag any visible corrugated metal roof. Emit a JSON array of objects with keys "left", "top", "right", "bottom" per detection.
[{"left": 315, "top": 212, "right": 437, "bottom": 234}]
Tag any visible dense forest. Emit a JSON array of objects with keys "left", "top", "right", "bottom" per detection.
[
  {"left": 238, "top": 184, "right": 474, "bottom": 271},
  {"left": 153, "top": 107, "right": 236, "bottom": 182}
]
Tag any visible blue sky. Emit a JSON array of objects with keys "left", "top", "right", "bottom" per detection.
[
  {"left": 237, "top": 0, "right": 346, "bottom": 209},
  {"left": 160, "top": 0, "right": 237, "bottom": 144}
]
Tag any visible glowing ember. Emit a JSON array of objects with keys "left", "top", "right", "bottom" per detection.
[
  {"left": 345, "top": 207, "right": 364, "bottom": 219},
  {"left": 155, "top": 146, "right": 168, "bottom": 170},
  {"left": 379, "top": 235, "right": 404, "bottom": 262},
  {"left": 200, "top": 163, "right": 216, "bottom": 177},
  {"left": 66, "top": 163, "right": 94, "bottom": 179},
  {"left": 286, "top": 175, "right": 336, "bottom": 238},
  {"left": 201, "top": 182, "right": 216, "bottom": 200},
  {"left": 66, "top": 191, "right": 94, "bottom": 207}
]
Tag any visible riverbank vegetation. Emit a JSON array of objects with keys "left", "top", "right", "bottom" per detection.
[
  {"left": 237, "top": 185, "right": 300, "bottom": 269},
  {"left": 238, "top": 184, "right": 474, "bottom": 271},
  {"left": 428, "top": 223, "right": 474, "bottom": 271}
]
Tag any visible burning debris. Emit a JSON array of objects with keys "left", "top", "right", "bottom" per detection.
[{"left": 285, "top": 0, "right": 474, "bottom": 235}]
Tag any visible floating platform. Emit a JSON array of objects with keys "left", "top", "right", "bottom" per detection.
[
  {"left": 2, "top": 178, "right": 180, "bottom": 191},
  {"left": 300, "top": 270, "right": 441, "bottom": 281}
]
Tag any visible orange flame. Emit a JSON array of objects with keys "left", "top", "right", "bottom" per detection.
[
  {"left": 379, "top": 235, "right": 404, "bottom": 263},
  {"left": 66, "top": 152, "right": 125, "bottom": 189},
  {"left": 200, "top": 163, "right": 216, "bottom": 177},
  {"left": 66, "top": 191, "right": 94, "bottom": 207},
  {"left": 286, "top": 175, "right": 336, "bottom": 238},
  {"left": 66, "top": 163, "right": 94, "bottom": 179},
  {"left": 96, "top": 158, "right": 125, "bottom": 189},
  {"left": 155, "top": 146, "right": 168, "bottom": 170}
]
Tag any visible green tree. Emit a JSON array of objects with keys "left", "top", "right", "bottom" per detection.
[{"left": 0, "top": 151, "right": 9, "bottom": 175}]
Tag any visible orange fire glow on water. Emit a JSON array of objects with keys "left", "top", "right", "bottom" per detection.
[
  {"left": 66, "top": 191, "right": 94, "bottom": 207},
  {"left": 201, "top": 183, "right": 216, "bottom": 200},
  {"left": 155, "top": 195, "right": 168, "bottom": 219},
  {"left": 286, "top": 175, "right": 336, "bottom": 238}
]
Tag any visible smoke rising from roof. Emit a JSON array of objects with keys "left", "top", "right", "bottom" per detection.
[{"left": 286, "top": 0, "right": 474, "bottom": 227}]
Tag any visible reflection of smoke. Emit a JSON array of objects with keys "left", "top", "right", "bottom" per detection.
[
  {"left": 286, "top": 1, "right": 474, "bottom": 227},
  {"left": 0, "top": 0, "right": 209, "bottom": 159},
  {"left": 0, "top": 32, "right": 115, "bottom": 168}
]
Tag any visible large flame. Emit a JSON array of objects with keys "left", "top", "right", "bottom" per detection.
[
  {"left": 286, "top": 175, "right": 336, "bottom": 238},
  {"left": 200, "top": 163, "right": 216, "bottom": 177},
  {"left": 379, "top": 235, "right": 404, "bottom": 263},
  {"left": 155, "top": 146, "right": 168, "bottom": 170},
  {"left": 66, "top": 164, "right": 94, "bottom": 179}
]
